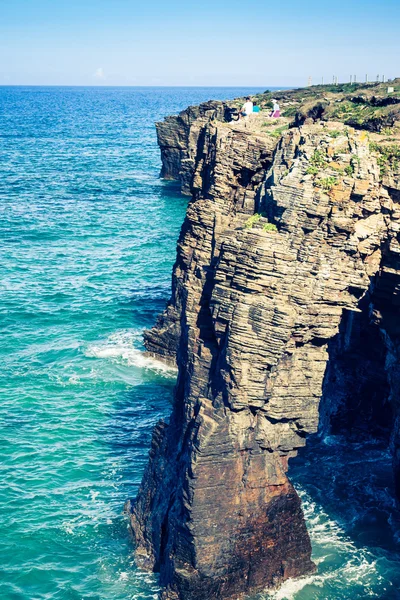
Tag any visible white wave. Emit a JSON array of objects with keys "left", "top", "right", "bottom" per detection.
[
  {"left": 84, "top": 329, "right": 177, "bottom": 377},
  {"left": 321, "top": 434, "right": 345, "bottom": 447},
  {"left": 265, "top": 574, "right": 321, "bottom": 600},
  {"left": 265, "top": 557, "right": 378, "bottom": 600},
  {"left": 264, "top": 487, "right": 383, "bottom": 599},
  {"left": 61, "top": 522, "right": 75, "bottom": 535}
]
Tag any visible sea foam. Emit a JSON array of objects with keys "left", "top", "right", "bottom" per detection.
[
  {"left": 264, "top": 485, "right": 382, "bottom": 599},
  {"left": 84, "top": 329, "right": 177, "bottom": 377}
]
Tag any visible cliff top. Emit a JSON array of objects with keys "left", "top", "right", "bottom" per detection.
[
  {"left": 155, "top": 79, "right": 400, "bottom": 197},
  {"left": 221, "top": 80, "right": 400, "bottom": 185},
  {"left": 241, "top": 79, "right": 400, "bottom": 133}
]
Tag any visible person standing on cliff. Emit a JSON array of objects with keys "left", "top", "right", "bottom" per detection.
[
  {"left": 239, "top": 96, "right": 253, "bottom": 119},
  {"left": 270, "top": 99, "right": 281, "bottom": 118}
]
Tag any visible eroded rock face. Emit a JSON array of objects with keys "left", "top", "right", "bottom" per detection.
[
  {"left": 145, "top": 117, "right": 276, "bottom": 362},
  {"left": 130, "top": 108, "right": 400, "bottom": 600},
  {"left": 155, "top": 100, "right": 231, "bottom": 195}
]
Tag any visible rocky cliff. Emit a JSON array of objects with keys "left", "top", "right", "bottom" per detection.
[
  {"left": 155, "top": 100, "right": 232, "bottom": 195},
  {"left": 128, "top": 83, "right": 400, "bottom": 599}
]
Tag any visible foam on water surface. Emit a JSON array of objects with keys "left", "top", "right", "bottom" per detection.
[
  {"left": 263, "top": 436, "right": 400, "bottom": 600},
  {"left": 85, "top": 329, "right": 177, "bottom": 377}
]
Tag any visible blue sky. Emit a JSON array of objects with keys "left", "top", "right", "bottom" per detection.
[{"left": 1, "top": 0, "right": 399, "bottom": 86}]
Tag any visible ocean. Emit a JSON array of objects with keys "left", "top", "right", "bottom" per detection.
[{"left": 1, "top": 86, "right": 399, "bottom": 600}]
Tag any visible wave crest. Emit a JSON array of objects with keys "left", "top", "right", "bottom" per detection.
[{"left": 84, "top": 329, "right": 177, "bottom": 377}]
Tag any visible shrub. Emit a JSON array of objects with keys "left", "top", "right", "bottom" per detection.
[
  {"left": 245, "top": 213, "right": 262, "bottom": 228},
  {"left": 310, "top": 149, "right": 327, "bottom": 168},
  {"left": 263, "top": 223, "right": 278, "bottom": 232},
  {"left": 245, "top": 213, "right": 277, "bottom": 231},
  {"left": 306, "top": 165, "right": 319, "bottom": 175},
  {"left": 315, "top": 176, "right": 337, "bottom": 190},
  {"left": 268, "top": 125, "right": 289, "bottom": 138},
  {"left": 282, "top": 106, "right": 299, "bottom": 117},
  {"left": 328, "top": 130, "right": 342, "bottom": 138},
  {"left": 369, "top": 141, "right": 380, "bottom": 152}
]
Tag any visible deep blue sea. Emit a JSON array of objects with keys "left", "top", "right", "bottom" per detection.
[{"left": 1, "top": 86, "right": 400, "bottom": 600}]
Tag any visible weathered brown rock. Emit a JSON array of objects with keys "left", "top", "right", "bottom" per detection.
[
  {"left": 156, "top": 100, "right": 231, "bottom": 194},
  {"left": 129, "top": 99, "right": 400, "bottom": 600}
]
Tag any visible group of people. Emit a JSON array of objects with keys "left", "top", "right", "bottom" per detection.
[{"left": 239, "top": 96, "right": 280, "bottom": 120}]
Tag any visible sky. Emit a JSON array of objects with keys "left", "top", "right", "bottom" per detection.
[{"left": 0, "top": 0, "right": 399, "bottom": 87}]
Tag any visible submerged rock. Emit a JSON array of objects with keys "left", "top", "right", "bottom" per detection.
[{"left": 128, "top": 86, "right": 400, "bottom": 599}]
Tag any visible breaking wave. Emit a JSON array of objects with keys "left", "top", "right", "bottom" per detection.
[{"left": 84, "top": 329, "right": 177, "bottom": 377}]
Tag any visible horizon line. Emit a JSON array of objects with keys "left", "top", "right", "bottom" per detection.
[{"left": 0, "top": 84, "right": 292, "bottom": 89}]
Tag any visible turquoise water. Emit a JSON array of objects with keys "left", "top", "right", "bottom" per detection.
[{"left": 1, "top": 87, "right": 399, "bottom": 600}]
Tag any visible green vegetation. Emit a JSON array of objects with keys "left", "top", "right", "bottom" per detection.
[
  {"left": 268, "top": 125, "right": 289, "bottom": 138},
  {"left": 306, "top": 165, "right": 319, "bottom": 175},
  {"left": 263, "top": 223, "right": 278, "bottom": 232},
  {"left": 369, "top": 141, "right": 380, "bottom": 152},
  {"left": 329, "top": 100, "right": 387, "bottom": 128},
  {"left": 344, "top": 164, "right": 354, "bottom": 176},
  {"left": 315, "top": 176, "right": 337, "bottom": 190},
  {"left": 315, "top": 83, "right": 368, "bottom": 94},
  {"left": 253, "top": 79, "right": 400, "bottom": 134},
  {"left": 282, "top": 106, "right": 299, "bottom": 118},
  {"left": 344, "top": 158, "right": 358, "bottom": 176},
  {"left": 310, "top": 149, "right": 328, "bottom": 168},
  {"left": 328, "top": 130, "right": 342, "bottom": 138},
  {"left": 244, "top": 213, "right": 278, "bottom": 232},
  {"left": 369, "top": 142, "right": 400, "bottom": 175},
  {"left": 244, "top": 213, "right": 262, "bottom": 228}
]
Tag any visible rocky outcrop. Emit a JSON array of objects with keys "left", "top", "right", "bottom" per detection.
[
  {"left": 129, "top": 99, "right": 400, "bottom": 600},
  {"left": 155, "top": 100, "right": 232, "bottom": 195},
  {"left": 145, "top": 111, "right": 274, "bottom": 362}
]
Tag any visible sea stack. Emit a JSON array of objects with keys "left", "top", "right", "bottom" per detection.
[{"left": 127, "top": 83, "right": 400, "bottom": 599}]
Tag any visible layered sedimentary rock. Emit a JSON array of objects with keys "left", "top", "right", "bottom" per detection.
[
  {"left": 129, "top": 96, "right": 400, "bottom": 599},
  {"left": 156, "top": 100, "right": 231, "bottom": 194}
]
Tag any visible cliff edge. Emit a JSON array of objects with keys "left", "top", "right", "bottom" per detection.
[{"left": 128, "top": 81, "right": 400, "bottom": 599}]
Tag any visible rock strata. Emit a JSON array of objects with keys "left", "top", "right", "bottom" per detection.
[
  {"left": 129, "top": 87, "right": 400, "bottom": 600},
  {"left": 155, "top": 100, "right": 231, "bottom": 194}
]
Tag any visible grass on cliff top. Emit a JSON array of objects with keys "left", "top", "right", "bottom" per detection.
[
  {"left": 312, "top": 82, "right": 371, "bottom": 94},
  {"left": 260, "top": 80, "right": 400, "bottom": 103},
  {"left": 253, "top": 79, "right": 400, "bottom": 132},
  {"left": 267, "top": 125, "right": 289, "bottom": 138},
  {"left": 328, "top": 101, "right": 384, "bottom": 124}
]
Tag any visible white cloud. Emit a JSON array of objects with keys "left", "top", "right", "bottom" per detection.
[{"left": 93, "top": 67, "right": 106, "bottom": 80}]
